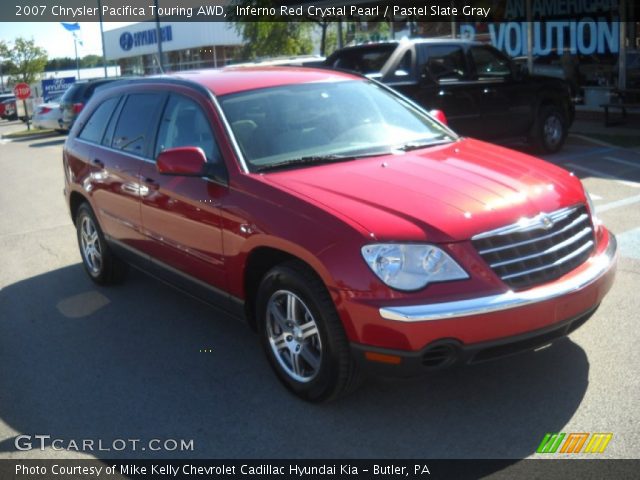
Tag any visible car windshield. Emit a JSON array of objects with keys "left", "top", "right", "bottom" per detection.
[{"left": 219, "top": 80, "right": 456, "bottom": 172}]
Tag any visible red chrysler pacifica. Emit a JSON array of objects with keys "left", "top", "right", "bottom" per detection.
[{"left": 63, "top": 67, "right": 617, "bottom": 401}]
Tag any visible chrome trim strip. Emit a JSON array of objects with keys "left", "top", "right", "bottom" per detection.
[
  {"left": 378, "top": 234, "right": 616, "bottom": 322},
  {"left": 500, "top": 240, "right": 593, "bottom": 280},
  {"left": 489, "top": 227, "right": 592, "bottom": 268},
  {"left": 472, "top": 205, "right": 579, "bottom": 240},
  {"left": 477, "top": 213, "right": 589, "bottom": 255}
]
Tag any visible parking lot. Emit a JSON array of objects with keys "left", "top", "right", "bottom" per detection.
[{"left": 0, "top": 119, "right": 638, "bottom": 462}]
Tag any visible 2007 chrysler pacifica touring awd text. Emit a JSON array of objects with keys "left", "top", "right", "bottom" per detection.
[{"left": 63, "top": 67, "right": 617, "bottom": 401}]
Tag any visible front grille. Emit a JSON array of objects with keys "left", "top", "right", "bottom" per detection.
[{"left": 472, "top": 205, "right": 595, "bottom": 290}]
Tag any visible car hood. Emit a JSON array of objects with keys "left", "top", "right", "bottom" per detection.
[{"left": 262, "top": 138, "right": 586, "bottom": 242}]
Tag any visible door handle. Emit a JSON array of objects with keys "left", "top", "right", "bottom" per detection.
[
  {"left": 483, "top": 88, "right": 496, "bottom": 94},
  {"left": 437, "top": 90, "right": 454, "bottom": 97},
  {"left": 92, "top": 158, "right": 104, "bottom": 168},
  {"left": 142, "top": 177, "right": 160, "bottom": 190}
]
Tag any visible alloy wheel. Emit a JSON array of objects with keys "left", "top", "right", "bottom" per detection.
[{"left": 265, "top": 290, "right": 322, "bottom": 383}]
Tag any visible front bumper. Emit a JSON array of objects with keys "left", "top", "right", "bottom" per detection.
[
  {"left": 346, "top": 229, "right": 617, "bottom": 368},
  {"left": 380, "top": 233, "right": 617, "bottom": 323},
  {"left": 352, "top": 305, "right": 598, "bottom": 377}
]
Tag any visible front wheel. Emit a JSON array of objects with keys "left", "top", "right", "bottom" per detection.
[
  {"left": 530, "top": 105, "right": 568, "bottom": 153},
  {"left": 256, "top": 261, "right": 361, "bottom": 402}
]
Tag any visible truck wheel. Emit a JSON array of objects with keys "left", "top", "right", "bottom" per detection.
[
  {"left": 76, "top": 203, "right": 128, "bottom": 285},
  {"left": 531, "top": 105, "right": 567, "bottom": 153},
  {"left": 256, "top": 261, "right": 361, "bottom": 402}
]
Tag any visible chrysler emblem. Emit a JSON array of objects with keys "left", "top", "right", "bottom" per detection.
[{"left": 540, "top": 214, "right": 554, "bottom": 230}]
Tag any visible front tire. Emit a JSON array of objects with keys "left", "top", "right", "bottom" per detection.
[
  {"left": 530, "top": 104, "right": 567, "bottom": 153},
  {"left": 256, "top": 261, "right": 360, "bottom": 402},
  {"left": 76, "top": 203, "right": 127, "bottom": 285}
]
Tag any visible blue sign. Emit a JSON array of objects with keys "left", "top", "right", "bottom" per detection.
[
  {"left": 41, "top": 77, "right": 75, "bottom": 102},
  {"left": 120, "top": 32, "right": 134, "bottom": 51},
  {"left": 119, "top": 26, "right": 172, "bottom": 52}
]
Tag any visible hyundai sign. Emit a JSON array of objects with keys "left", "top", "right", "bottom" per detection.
[
  {"left": 119, "top": 25, "right": 172, "bottom": 52},
  {"left": 41, "top": 77, "right": 75, "bottom": 102}
]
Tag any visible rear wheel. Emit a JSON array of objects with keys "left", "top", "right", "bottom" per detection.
[
  {"left": 256, "top": 261, "right": 361, "bottom": 402},
  {"left": 76, "top": 203, "right": 127, "bottom": 285},
  {"left": 530, "top": 105, "right": 567, "bottom": 153}
]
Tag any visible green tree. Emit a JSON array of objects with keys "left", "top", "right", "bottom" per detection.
[
  {"left": 4, "top": 37, "right": 48, "bottom": 84},
  {"left": 80, "top": 54, "right": 103, "bottom": 68},
  {"left": 235, "top": 22, "right": 313, "bottom": 60}
]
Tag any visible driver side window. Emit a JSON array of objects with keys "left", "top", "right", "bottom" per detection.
[
  {"left": 424, "top": 45, "right": 468, "bottom": 82},
  {"left": 469, "top": 46, "right": 511, "bottom": 79}
]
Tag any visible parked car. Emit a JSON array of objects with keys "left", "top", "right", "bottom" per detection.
[
  {"left": 63, "top": 67, "right": 616, "bottom": 401},
  {"left": 325, "top": 40, "right": 575, "bottom": 153},
  {"left": 59, "top": 78, "right": 120, "bottom": 131},
  {"left": 33, "top": 95, "right": 64, "bottom": 131},
  {"left": 0, "top": 95, "right": 17, "bottom": 120}
]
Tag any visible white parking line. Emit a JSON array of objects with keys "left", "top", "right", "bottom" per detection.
[
  {"left": 604, "top": 156, "right": 640, "bottom": 169},
  {"left": 596, "top": 194, "right": 640, "bottom": 214},
  {"left": 616, "top": 227, "right": 640, "bottom": 260},
  {"left": 565, "top": 163, "right": 640, "bottom": 189}
]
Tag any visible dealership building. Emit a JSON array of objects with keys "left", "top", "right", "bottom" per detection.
[{"left": 103, "top": 22, "right": 243, "bottom": 75}]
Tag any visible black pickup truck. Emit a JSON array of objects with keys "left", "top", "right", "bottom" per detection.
[{"left": 325, "top": 39, "right": 575, "bottom": 153}]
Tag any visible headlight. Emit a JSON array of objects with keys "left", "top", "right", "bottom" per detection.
[
  {"left": 361, "top": 244, "right": 468, "bottom": 291},
  {"left": 585, "top": 190, "right": 600, "bottom": 225}
]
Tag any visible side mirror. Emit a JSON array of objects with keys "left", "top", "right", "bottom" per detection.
[
  {"left": 429, "top": 109, "right": 448, "bottom": 126},
  {"left": 156, "top": 147, "right": 207, "bottom": 176}
]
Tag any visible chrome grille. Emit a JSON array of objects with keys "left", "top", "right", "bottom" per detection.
[{"left": 472, "top": 205, "right": 595, "bottom": 290}]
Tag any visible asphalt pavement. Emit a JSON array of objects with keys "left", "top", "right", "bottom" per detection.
[{"left": 0, "top": 119, "right": 638, "bottom": 464}]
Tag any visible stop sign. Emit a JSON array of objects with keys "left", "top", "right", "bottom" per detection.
[{"left": 13, "top": 83, "right": 31, "bottom": 100}]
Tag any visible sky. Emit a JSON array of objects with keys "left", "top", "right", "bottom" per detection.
[{"left": 0, "top": 22, "right": 135, "bottom": 59}]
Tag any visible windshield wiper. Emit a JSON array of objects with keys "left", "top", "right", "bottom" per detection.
[
  {"left": 255, "top": 153, "right": 385, "bottom": 173},
  {"left": 394, "top": 138, "right": 454, "bottom": 152}
]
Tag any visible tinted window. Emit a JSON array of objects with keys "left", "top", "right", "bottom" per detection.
[
  {"left": 60, "top": 84, "right": 83, "bottom": 103},
  {"left": 155, "top": 95, "right": 220, "bottom": 163},
  {"left": 328, "top": 45, "right": 397, "bottom": 74},
  {"left": 111, "top": 93, "right": 165, "bottom": 157},
  {"left": 424, "top": 45, "right": 467, "bottom": 81},
  {"left": 470, "top": 46, "right": 511, "bottom": 78},
  {"left": 78, "top": 97, "right": 120, "bottom": 144}
]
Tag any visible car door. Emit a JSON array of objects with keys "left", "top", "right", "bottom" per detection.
[
  {"left": 409, "top": 44, "right": 482, "bottom": 137},
  {"left": 138, "top": 90, "right": 228, "bottom": 292},
  {"left": 89, "top": 91, "right": 167, "bottom": 249},
  {"left": 467, "top": 45, "right": 532, "bottom": 138},
  {"left": 71, "top": 94, "right": 146, "bottom": 247}
]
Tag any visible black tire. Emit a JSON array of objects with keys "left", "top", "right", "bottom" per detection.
[
  {"left": 76, "top": 203, "right": 128, "bottom": 285},
  {"left": 256, "top": 261, "right": 361, "bottom": 402},
  {"left": 530, "top": 104, "right": 568, "bottom": 153}
]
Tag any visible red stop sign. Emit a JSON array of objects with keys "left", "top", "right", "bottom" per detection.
[{"left": 13, "top": 83, "right": 31, "bottom": 100}]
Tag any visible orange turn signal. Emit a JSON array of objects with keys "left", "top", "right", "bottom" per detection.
[{"left": 364, "top": 352, "right": 402, "bottom": 365}]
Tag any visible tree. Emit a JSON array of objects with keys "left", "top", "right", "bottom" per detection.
[
  {"left": 235, "top": 22, "right": 313, "bottom": 60},
  {"left": 4, "top": 37, "right": 48, "bottom": 84}
]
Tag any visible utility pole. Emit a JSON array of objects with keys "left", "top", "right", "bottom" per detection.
[
  {"left": 74, "top": 36, "right": 80, "bottom": 80},
  {"left": 154, "top": 0, "right": 164, "bottom": 73},
  {"left": 98, "top": 0, "right": 108, "bottom": 77}
]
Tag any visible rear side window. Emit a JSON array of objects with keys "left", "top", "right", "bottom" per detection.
[
  {"left": 78, "top": 97, "right": 120, "bottom": 144},
  {"left": 60, "top": 84, "right": 83, "bottom": 103},
  {"left": 111, "top": 93, "right": 165, "bottom": 157},
  {"left": 155, "top": 95, "right": 221, "bottom": 163},
  {"left": 424, "top": 45, "right": 468, "bottom": 81},
  {"left": 328, "top": 45, "right": 397, "bottom": 74}
]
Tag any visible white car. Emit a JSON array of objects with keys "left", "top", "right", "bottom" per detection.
[{"left": 32, "top": 96, "right": 63, "bottom": 131}]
